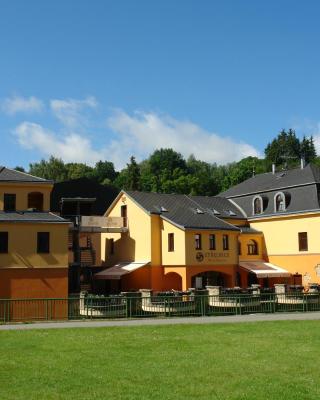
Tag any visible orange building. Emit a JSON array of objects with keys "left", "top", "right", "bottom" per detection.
[
  {"left": 0, "top": 167, "right": 69, "bottom": 299},
  {"left": 97, "top": 190, "right": 285, "bottom": 292}
]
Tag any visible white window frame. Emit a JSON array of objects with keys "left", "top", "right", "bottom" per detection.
[
  {"left": 252, "top": 195, "right": 263, "bottom": 215},
  {"left": 274, "top": 192, "right": 286, "bottom": 212}
]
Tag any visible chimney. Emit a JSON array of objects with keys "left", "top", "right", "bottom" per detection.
[
  {"left": 301, "top": 157, "right": 305, "bottom": 169},
  {"left": 272, "top": 163, "right": 276, "bottom": 174}
]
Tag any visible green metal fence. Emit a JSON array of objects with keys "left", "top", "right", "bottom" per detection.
[{"left": 1, "top": 292, "right": 320, "bottom": 323}]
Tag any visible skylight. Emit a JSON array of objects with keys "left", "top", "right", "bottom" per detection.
[
  {"left": 225, "top": 210, "right": 236, "bottom": 216},
  {"left": 212, "top": 208, "right": 220, "bottom": 215},
  {"left": 160, "top": 206, "right": 168, "bottom": 212},
  {"left": 196, "top": 208, "right": 204, "bottom": 214}
]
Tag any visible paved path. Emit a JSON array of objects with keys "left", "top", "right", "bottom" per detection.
[{"left": 1, "top": 312, "right": 320, "bottom": 330}]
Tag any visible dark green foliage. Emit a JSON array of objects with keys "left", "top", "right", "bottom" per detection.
[
  {"left": 265, "top": 129, "right": 316, "bottom": 168},
  {"left": 125, "top": 156, "right": 141, "bottom": 190},
  {"left": 93, "top": 161, "right": 118, "bottom": 184},
  {"left": 27, "top": 130, "right": 318, "bottom": 195},
  {"left": 29, "top": 157, "right": 68, "bottom": 182},
  {"left": 14, "top": 166, "right": 25, "bottom": 172},
  {"left": 28, "top": 157, "right": 118, "bottom": 185}
]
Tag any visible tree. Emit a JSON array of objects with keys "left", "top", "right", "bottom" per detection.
[
  {"left": 93, "top": 160, "right": 118, "bottom": 184},
  {"left": 265, "top": 129, "right": 302, "bottom": 167},
  {"left": 29, "top": 157, "right": 68, "bottom": 182},
  {"left": 300, "top": 136, "right": 317, "bottom": 163},
  {"left": 14, "top": 166, "right": 25, "bottom": 172},
  {"left": 125, "top": 156, "right": 141, "bottom": 190},
  {"left": 66, "top": 163, "right": 94, "bottom": 180}
]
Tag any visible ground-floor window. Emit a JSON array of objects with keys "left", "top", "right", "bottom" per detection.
[
  {"left": 37, "top": 232, "right": 50, "bottom": 254},
  {"left": 0, "top": 232, "right": 8, "bottom": 253}
]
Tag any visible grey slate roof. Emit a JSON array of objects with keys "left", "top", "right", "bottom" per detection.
[
  {"left": 124, "top": 191, "right": 241, "bottom": 231},
  {"left": 220, "top": 164, "right": 320, "bottom": 218},
  {"left": 220, "top": 164, "right": 320, "bottom": 198},
  {"left": 0, "top": 211, "right": 69, "bottom": 223},
  {"left": 0, "top": 166, "right": 52, "bottom": 183}
]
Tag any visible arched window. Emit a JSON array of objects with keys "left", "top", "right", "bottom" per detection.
[
  {"left": 253, "top": 196, "right": 263, "bottom": 215},
  {"left": 247, "top": 239, "right": 258, "bottom": 255},
  {"left": 28, "top": 192, "right": 44, "bottom": 211},
  {"left": 274, "top": 192, "right": 286, "bottom": 212}
]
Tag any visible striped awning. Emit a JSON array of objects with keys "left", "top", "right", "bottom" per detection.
[
  {"left": 239, "top": 261, "right": 291, "bottom": 278},
  {"left": 94, "top": 261, "right": 150, "bottom": 280}
]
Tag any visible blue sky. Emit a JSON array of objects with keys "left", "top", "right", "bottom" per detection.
[{"left": 1, "top": 0, "right": 320, "bottom": 170}]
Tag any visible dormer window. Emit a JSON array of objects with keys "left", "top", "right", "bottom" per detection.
[
  {"left": 212, "top": 209, "right": 220, "bottom": 215},
  {"left": 160, "top": 206, "right": 168, "bottom": 212},
  {"left": 253, "top": 196, "right": 263, "bottom": 215},
  {"left": 274, "top": 192, "right": 286, "bottom": 212},
  {"left": 195, "top": 208, "right": 204, "bottom": 214}
]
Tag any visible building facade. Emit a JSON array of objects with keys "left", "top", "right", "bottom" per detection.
[
  {"left": 221, "top": 162, "right": 320, "bottom": 286},
  {"left": 0, "top": 167, "right": 69, "bottom": 298},
  {"left": 98, "top": 190, "right": 273, "bottom": 292}
]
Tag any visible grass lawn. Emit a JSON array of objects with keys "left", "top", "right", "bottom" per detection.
[{"left": 1, "top": 320, "right": 320, "bottom": 400}]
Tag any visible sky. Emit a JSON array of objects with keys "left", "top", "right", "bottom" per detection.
[{"left": 1, "top": 0, "right": 320, "bottom": 170}]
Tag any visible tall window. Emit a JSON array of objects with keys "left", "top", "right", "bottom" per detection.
[
  {"left": 168, "top": 233, "right": 174, "bottom": 252},
  {"left": 28, "top": 192, "right": 44, "bottom": 211},
  {"left": 238, "top": 241, "right": 242, "bottom": 255},
  {"left": 195, "top": 234, "right": 202, "bottom": 250},
  {"left": 121, "top": 205, "right": 127, "bottom": 228},
  {"left": 247, "top": 239, "right": 258, "bottom": 255},
  {"left": 0, "top": 232, "right": 8, "bottom": 253},
  {"left": 253, "top": 196, "right": 262, "bottom": 215},
  {"left": 275, "top": 193, "right": 285, "bottom": 212},
  {"left": 209, "top": 234, "right": 216, "bottom": 250},
  {"left": 3, "top": 194, "right": 16, "bottom": 212},
  {"left": 223, "top": 234, "right": 229, "bottom": 250},
  {"left": 37, "top": 232, "right": 50, "bottom": 254},
  {"left": 298, "top": 232, "right": 308, "bottom": 251}
]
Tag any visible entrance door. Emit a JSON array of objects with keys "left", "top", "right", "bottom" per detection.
[{"left": 192, "top": 271, "right": 224, "bottom": 289}]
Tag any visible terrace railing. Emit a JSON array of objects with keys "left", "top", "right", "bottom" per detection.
[{"left": 1, "top": 285, "right": 320, "bottom": 323}]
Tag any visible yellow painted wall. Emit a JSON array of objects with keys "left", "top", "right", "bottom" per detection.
[
  {"left": 161, "top": 219, "right": 186, "bottom": 266},
  {"left": 0, "top": 183, "right": 52, "bottom": 211},
  {"left": 250, "top": 213, "right": 320, "bottom": 284},
  {"left": 0, "top": 222, "right": 69, "bottom": 269},
  {"left": 239, "top": 234, "right": 264, "bottom": 261},
  {"left": 102, "top": 194, "right": 152, "bottom": 265},
  {"left": 185, "top": 230, "right": 239, "bottom": 266},
  {"left": 251, "top": 214, "right": 320, "bottom": 255}
]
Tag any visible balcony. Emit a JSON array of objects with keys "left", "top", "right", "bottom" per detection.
[{"left": 67, "top": 215, "right": 128, "bottom": 233}]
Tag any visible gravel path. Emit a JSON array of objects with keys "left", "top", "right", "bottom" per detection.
[{"left": 1, "top": 311, "right": 320, "bottom": 330}]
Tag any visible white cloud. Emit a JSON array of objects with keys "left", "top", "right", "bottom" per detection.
[
  {"left": 14, "top": 122, "right": 106, "bottom": 165},
  {"left": 50, "top": 96, "right": 98, "bottom": 128},
  {"left": 2, "top": 95, "right": 44, "bottom": 115},
  {"left": 12, "top": 97, "right": 261, "bottom": 169},
  {"left": 107, "top": 110, "right": 261, "bottom": 167}
]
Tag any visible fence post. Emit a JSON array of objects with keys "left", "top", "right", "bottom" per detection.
[{"left": 238, "top": 296, "right": 242, "bottom": 315}]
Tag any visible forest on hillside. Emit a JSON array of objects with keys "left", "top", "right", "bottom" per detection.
[{"left": 16, "top": 129, "right": 319, "bottom": 195}]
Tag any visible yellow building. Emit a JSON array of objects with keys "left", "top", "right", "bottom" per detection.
[
  {"left": 0, "top": 167, "right": 69, "bottom": 298},
  {"left": 97, "top": 190, "right": 275, "bottom": 292},
  {"left": 221, "top": 162, "right": 320, "bottom": 287}
]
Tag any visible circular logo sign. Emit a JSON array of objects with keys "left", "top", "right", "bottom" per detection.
[{"left": 196, "top": 252, "right": 204, "bottom": 262}]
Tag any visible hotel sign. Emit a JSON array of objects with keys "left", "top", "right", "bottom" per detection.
[{"left": 196, "top": 251, "right": 230, "bottom": 263}]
